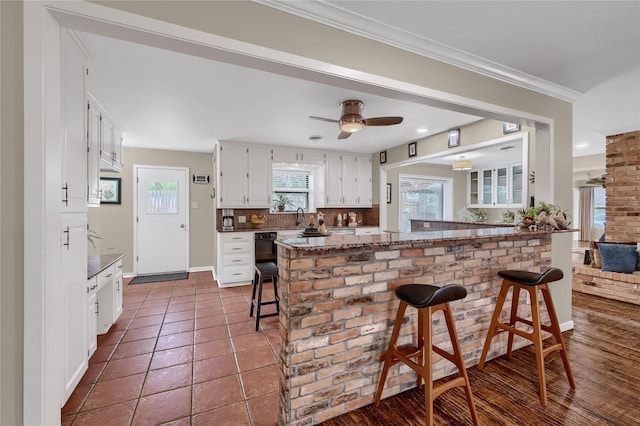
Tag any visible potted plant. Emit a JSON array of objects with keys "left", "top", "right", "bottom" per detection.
[{"left": 273, "top": 194, "right": 294, "bottom": 212}]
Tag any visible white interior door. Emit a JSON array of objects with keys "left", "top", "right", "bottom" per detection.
[{"left": 135, "top": 166, "right": 189, "bottom": 275}]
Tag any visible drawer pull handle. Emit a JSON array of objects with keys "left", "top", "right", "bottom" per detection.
[
  {"left": 232, "top": 272, "right": 242, "bottom": 276},
  {"left": 232, "top": 259, "right": 242, "bottom": 262},
  {"left": 105, "top": 273, "right": 112, "bottom": 278},
  {"left": 232, "top": 248, "right": 242, "bottom": 251}
]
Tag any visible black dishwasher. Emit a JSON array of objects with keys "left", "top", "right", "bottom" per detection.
[{"left": 254, "top": 232, "right": 277, "bottom": 264}]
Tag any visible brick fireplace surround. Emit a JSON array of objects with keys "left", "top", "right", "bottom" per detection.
[{"left": 572, "top": 130, "right": 640, "bottom": 305}]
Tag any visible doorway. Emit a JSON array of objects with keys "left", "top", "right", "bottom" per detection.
[{"left": 134, "top": 166, "right": 189, "bottom": 276}]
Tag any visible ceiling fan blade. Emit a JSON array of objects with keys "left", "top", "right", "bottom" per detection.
[
  {"left": 309, "top": 115, "right": 339, "bottom": 123},
  {"left": 363, "top": 116, "right": 403, "bottom": 126},
  {"left": 338, "top": 131, "right": 352, "bottom": 140}
]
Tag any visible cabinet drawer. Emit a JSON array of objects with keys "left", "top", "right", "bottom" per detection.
[
  {"left": 87, "top": 277, "right": 98, "bottom": 297},
  {"left": 97, "top": 265, "right": 115, "bottom": 291},
  {"left": 115, "top": 259, "right": 123, "bottom": 275},
  {"left": 220, "top": 265, "right": 253, "bottom": 282},
  {"left": 222, "top": 241, "right": 251, "bottom": 255},
  {"left": 221, "top": 232, "right": 252, "bottom": 244},
  {"left": 222, "top": 253, "right": 253, "bottom": 267}
]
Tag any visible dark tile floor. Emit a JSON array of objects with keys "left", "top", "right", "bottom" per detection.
[{"left": 62, "top": 271, "right": 280, "bottom": 425}]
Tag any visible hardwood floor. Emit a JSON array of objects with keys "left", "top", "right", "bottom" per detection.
[{"left": 321, "top": 291, "right": 640, "bottom": 425}]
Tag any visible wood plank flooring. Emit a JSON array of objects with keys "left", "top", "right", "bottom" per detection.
[{"left": 321, "top": 291, "right": 640, "bottom": 425}]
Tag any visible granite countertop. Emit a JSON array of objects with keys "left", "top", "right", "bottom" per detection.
[
  {"left": 88, "top": 253, "right": 126, "bottom": 279},
  {"left": 219, "top": 225, "right": 378, "bottom": 233},
  {"left": 275, "top": 227, "right": 555, "bottom": 251}
]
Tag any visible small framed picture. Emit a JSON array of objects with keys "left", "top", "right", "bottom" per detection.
[
  {"left": 447, "top": 129, "right": 460, "bottom": 148},
  {"left": 100, "top": 177, "right": 121, "bottom": 204},
  {"left": 380, "top": 150, "right": 387, "bottom": 164},
  {"left": 408, "top": 142, "right": 417, "bottom": 157},
  {"left": 503, "top": 122, "right": 521, "bottom": 134},
  {"left": 386, "top": 183, "right": 392, "bottom": 204}
]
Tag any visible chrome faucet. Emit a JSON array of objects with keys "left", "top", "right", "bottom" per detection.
[{"left": 295, "top": 207, "right": 304, "bottom": 226}]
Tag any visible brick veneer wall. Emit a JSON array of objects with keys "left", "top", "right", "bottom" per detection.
[
  {"left": 573, "top": 264, "right": 640, "bottom": 305},
  {"left": 605, "top": 130, "right": 640, "bottom": 242},
  {"left": 276, "top": 233, "right": 553, "bottom": 425}
]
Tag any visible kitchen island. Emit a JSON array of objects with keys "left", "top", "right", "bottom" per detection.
[{"left": 275, "top": 228, "right": 557, "bottom": 425}]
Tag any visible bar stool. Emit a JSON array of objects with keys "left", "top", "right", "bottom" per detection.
[
  {"left": 478, "top": 267, "right": 575, "bottom": 406},
  {"left": 249, "top": 262, "right": 280, "bottom": 331},
  {"left": 375, "top": 284, "right": 478, "bottom": 426}
]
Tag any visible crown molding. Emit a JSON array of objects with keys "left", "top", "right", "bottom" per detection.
[{"left": 256, "top": 0, "right": 581, "bottom": 103}]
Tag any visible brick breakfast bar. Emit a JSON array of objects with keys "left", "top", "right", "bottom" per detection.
[{"left": 275, "top": 227, "right": 555, "bottom": 425}]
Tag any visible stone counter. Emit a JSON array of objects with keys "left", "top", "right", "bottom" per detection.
[
  {"left": 87, "top": 253, "right": 126, "bottom": 279},
  {"left": 275, "top": 229, "right": 555, "bottom": 425}
]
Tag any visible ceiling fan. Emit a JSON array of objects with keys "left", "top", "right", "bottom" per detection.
[{"left": 309, "top": 100, "right": 403, "bottom": 140}]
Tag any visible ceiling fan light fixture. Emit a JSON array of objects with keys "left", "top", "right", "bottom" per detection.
[
  {"left": 452, "top": 156, "right": 472, "bottom": 171},
  {"left": 339, "top": 117, "right": 364, "bottom": 133}
]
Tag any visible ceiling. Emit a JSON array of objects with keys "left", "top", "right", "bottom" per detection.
[{"left": 77, "top": 1, "right": 640, "bottom": 162}]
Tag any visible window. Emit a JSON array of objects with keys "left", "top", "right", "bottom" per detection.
[
  {"left": 398, "top": 175, "right": 452, "bottom": 233},
  {"left": 593, "top": 187, "right": 606, "bottom": 228},
  {"left": 147, "top": 182, "right": 178, "bottom": 214},
  {"left": 272, "top": 169, "right": 312, "bottom": 212}
]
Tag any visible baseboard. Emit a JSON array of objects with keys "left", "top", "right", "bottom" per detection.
[
  {"left": 560, "top": 320, "right": 574, "bottom": 332},
  {"left": 189, "top": 266, "right": 214, "bottom": 273}
]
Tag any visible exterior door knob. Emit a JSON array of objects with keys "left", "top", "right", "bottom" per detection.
[{"left": 180, "top": 224, "right": 185, "bottom": 228}]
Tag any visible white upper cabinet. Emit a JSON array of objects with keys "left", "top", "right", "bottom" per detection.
[
  {"left": 272, "top": 148, "right": 325, "bottom": 165},
  {"left": 324, "top": 153, "right": 372, "bottom": 207},
  {"left": 467, "top": 162, "right": 524, "bottom": 208},
  {"left": 60, "top": 30, "right": 88, "bottom": 213},
  {"left": 99, "top": 110, "right": 123, "bottom": 172},
  {"left": 355, "top": 155, "right": 372, "bottom": 207},
  {"left": 218, "top": 142, "right": 272, "bottom": 208},
  {"left": 87, "top": 95, "right": 101, "bottom": 206}
]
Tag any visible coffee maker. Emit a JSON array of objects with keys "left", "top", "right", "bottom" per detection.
[{"left": 222, "top": 208, "right": 234, "bottom": 231}]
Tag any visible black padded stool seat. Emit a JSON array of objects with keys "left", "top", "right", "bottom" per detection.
[
  {"left": 479, "top": 267, "right": 575, "bottom": 406},
  {"left": 249, "top": 262, "right": 279, "bottom": 331},
  {"left": 375, "top": 284, "right": 478, "bottom": 425}
]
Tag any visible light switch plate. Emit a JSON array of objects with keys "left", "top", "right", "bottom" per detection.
[
  {"left": 191, "top": 202, "right": 199, "bottom": 209},
  {"left": 238, "top": 215, "right": 246, "bottom": 223}
]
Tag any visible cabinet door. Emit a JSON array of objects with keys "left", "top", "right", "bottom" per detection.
[
  {"left": 272, "top": 148, "right": 298, "bottom": 163},
  {"left": 87, "top": 98, "right": 101, "bottom": 206},
  {"left": 247, "top": 146, "right": 272, "bottom": 207},
  {"left": 99, "top": 113, "right": 115, "bottom": 170},
  {"left": 219, "top": 145, "right": 248, "bottom": 207},
  {"left": 96, "top": 266, "right": 115, "bottom": 335},
  {"left": 60, "top": 30, "right": 87, "bottom": 213},
  {"left": 341, "top": 154, "right": 358, "bottom": 206},
  {"left": 324, "top": 153, "right": 343, "bottom": 206},
  {"left": 468, "top": 170, "right": 481, "bottom": 206},
  {"left": 61, "top": 215, "right": 88, "bottom": 404},
  {"left": 113, "top": 260, "right": 123, "bottom": 322},
  {"left": 355, "top": 155, "right": 372, "bottom": 207},
  {"left": 298, "top": 150, "right": 325, "bottom": 165},
  {"left": 510, "top": 163, "right": 524, "bottom": 206},
  {"left": 86, "top": 289, "right": 97, "bottom": 358},
  {"left": 495, "top": 166, "right": 509, "bottom": 206},
  {"left": 111, "top": 125, "right": 123, "bottom": 172},
  {"left": 482, "top": 169, "right": 494, "bottom": 206}
]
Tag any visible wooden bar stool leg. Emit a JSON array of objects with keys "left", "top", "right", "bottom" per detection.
[
  {"left": 416, "top": 308, "right": 424, "bottom": 389},
  {"left": 540, "top": 285, "right": 576, "bottom": 388},
  {"left": 374, "top": 302, "right": 408, "bottom": 407},
  {"left": 479, "top": 281, "right": 510, "bottom": 369},
  {"left": 529, "top": 287, "right": 548, "bottom": 406},
  {"left": 421, "top": 308, "right": 434, "bottom": 426},
  {"left": 506, "top": 282, "right": 521, "bottom": 359},
  {"left": 442, "top": 303, "right": 479, "bottom": 425}
]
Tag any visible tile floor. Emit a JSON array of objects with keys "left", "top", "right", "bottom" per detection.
[{"left": 62, "top": 271, "right": 281, "bottom": 426}]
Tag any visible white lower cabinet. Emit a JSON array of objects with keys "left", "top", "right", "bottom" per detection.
[
  {"left": 61, "top": 214, "right": 88, "bottom": 404},
  {"left": 96, "top": 264, "right": 118, "bottom": 334},
  {"left": 86, "top": 278, "right": 98, "bottom": 358},
  {"left": 216, "top": 232, "right": 254, "bottom": 287},
  {"left": 113, "top": 260, "right": 123, "bottom": 321}
]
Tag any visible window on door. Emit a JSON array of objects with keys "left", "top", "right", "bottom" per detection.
[{"left": 398, "top": 175, "right": 453, "bottom": 233}]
